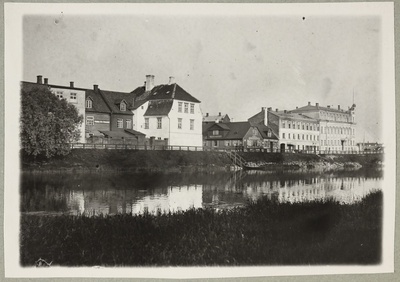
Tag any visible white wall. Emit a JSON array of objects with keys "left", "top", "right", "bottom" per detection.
[
  {"left": 50, "top": 87, "right": 86, "bottom": 143},
  {"left": 168, "top": 100, "right": 203, "bottom": 147}
]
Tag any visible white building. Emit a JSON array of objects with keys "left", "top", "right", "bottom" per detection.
[
  {"left": 131, "top": 75, "right": 203, "bottom": 147},
  {"left": 291, "top": 102, "right": 357, "bottom": 152}
]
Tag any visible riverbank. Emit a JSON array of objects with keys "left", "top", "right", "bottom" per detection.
[
  {"left": 21, "top": 149, "right": 383, "bottom": 172},
  {"left": 20, "top": 190, "right": 382, "bottom": 266}
]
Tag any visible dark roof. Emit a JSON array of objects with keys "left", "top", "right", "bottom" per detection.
[
  {"left": 99, "top": 89, "right": 135, "bottom": 115},
  {"left": 254, "top": 124, "right": 279, "bottom": 140},
  {"left": 86, "top": 89, "right": 111, "bottom": 113},
  {"left": 291, "top": 104, "right": 354, "bottom": 114},
  {"left": 21, "top": 81, "right": 87, "bottom": 91},
  {"left": 270, "top": 111, "right": 318, "bottom": 122},
  {"left": 131, "top": 83, "right": 200, "bottom": 106},
  {"left": 143, "top": 100, "right": 174, "bottom": 116},
  {"left": 99, "top": 130, "right": 140, "bottom": 138},
  {"left": 125, "top": 129, "right": 145, "bottom": 136},
  {"left": 205, "top": 121, "right": 278, "bottom": 141},
  {"left": 203, "top": 114, "right": 230, "bottom": 122}
]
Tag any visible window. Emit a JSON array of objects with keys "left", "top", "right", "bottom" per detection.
[
  {"left": 56, "top": 91, "right": 63, "bottom": 99},
  {"left": 184, "top": 103, "right": 189, "bottom": 113},
  {"left": 190, "top": 119, "right": 194, "bottom": 130},
  {"left": 267, "top": 131, "right": 272, "bottom": 137},
  {"left": 145, "top": 118, "right": 149, "bottom": 129},
  {"left": 282, "top": 133, "right": 285, "bottom": 139},
  {"left": 288, "top": 123, "right": 291, "bottom": 129},
  {"left": 86, "top": 99, "right": 92, "bottom": 108},
  {"left": 282, "top": 122, "right": 286, "bottom": 128},
  {"left": 293, "top": 134, "right": 295, "bottom": 140},
  {"left": 190, "top": 103, "right": 195, "bottom": 114},
  {"left": 213, "top": 130, "right": 219, "bottom": 135},
  {"left": 297, "top": 123, "right": 300, "bottom": 129},
  {"left": 126, "top": 119, "right": 132, "bottom": 129},
  {"left": 178, "top": 102, "right": 182, "bottom": 113},
  {"left": 178, "top": 118, "right": 182, "bottom": 129},
  {"left": 70, "top": 93, "right": 77, "bottom": 102},
  {"left": 86, "top": 116, "right": 94, "bottom": 125},
  {"left": 298, "top": 134, "right": 300, "bottom": 139},
  {"left": 117, "top": 119, "right": 123, "bottom": 128},
  {"left": 157, "top": 117, "right": 162, "bottom": 129},
  {"left": 302, "top": 124, "right": 305, "bottom": 130},
  {"left": 120, "top": 102, "right": 126, "bottom": 111},
  {"left": 288, "top": 133, "right": 291, "bottom": 139},
  {"left": 214, "top": 140, "right": 218, "bottom": 147}
]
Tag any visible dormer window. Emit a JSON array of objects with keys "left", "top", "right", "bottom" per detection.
[
  {"left": 120, "top": 102, "right": 126, "bottom": 111},
  {"left": 86, "top": 98, "right": 93, "bottom": 109}
]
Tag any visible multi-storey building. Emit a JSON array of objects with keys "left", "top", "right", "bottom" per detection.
[
  {"left": 203, "top": 113, "right": 231, "bottom": 124},
  {"left": 291, "top": 102, "right": 357, "bottom": 152},
  {"left": 131, "top": 75, "right": 203, "bottom": 147},
  {"left": 249, "top": 107, "right": 320, "bottom": 152},
  {"left": 21, "top": 76, "right": 86, "bottom": 143}
]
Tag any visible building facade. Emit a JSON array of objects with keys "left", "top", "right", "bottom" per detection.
[
  {"left": 249, "top": 107, "right": 320, "bottom": 152},
  {"left": 291, "top": 102, "right": 357, "bottom": 152}
]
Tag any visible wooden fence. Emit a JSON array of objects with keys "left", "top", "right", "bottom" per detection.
[{"left": 69, "top": 143, "right": 383, "bottom": 155}]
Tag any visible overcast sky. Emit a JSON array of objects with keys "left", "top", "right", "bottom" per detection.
[{"left": 23, "top": 11, "right": 382, "bottom": 142}]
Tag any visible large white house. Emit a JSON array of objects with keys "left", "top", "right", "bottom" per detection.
[{"left": 131, "top": 75, "right": 203, "bottom": 147}]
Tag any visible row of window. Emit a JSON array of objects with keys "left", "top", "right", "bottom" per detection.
[
  {"left": 320, "top": 111, "right": 353, "bottom": 122},
  {"left": 282, "top": 121, "right": 319, "bottom": 131},
  {"left": 144, "top": 118, "right": 195, "bottom": 130},
  {"left": 321, "top": 140, "right": 355, "bottom": 146},
  {"left": 56, "top": 91, "right": 77, "bottom": 103},
  {"left": 178, "top": 102, "right": 195, "bottom": 114},
  {"left": 321, "top": 126, "right": 355, "bottom": 135},
  {"left": 86, "top": 116, "right": 132, "bottom": 129},
  {"left": 282, "top": 133, "right": 319, "bottom": 141}
]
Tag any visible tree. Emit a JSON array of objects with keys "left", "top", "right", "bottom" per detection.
[{"left": 20, "top": 86, "right": 83, "bottom": 158}]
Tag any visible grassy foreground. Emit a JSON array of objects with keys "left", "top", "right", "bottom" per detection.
[{"left": 20, "top": 191, "right": 382, "bottom": 266}]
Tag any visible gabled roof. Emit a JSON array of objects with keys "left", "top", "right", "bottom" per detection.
[
  {"left": 144, "top": 100, "right": 174, "bottom": 116},
  {"left": 131, "top": 83, "right": 200, "bottom": 106},
  {"left": 253, "top": 124, "right": 279, "bottom": 140},
  {"left": 85, "top": 89, "right": 111, "bottom": 114},
  {"left": 99, "top": 89, "right": 134, "bottom": 115}
]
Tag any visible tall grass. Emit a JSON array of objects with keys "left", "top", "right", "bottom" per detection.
[{"left": 20, "top": 191, "right": 382, "bottom": 266}]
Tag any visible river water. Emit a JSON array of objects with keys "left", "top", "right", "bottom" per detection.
[{"left": 21, "top": 168, "right": 383, "bottom": 216}]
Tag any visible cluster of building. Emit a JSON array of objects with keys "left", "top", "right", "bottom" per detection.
[{"left": 21, "top": 75, "right": 359, "bottom": 152}]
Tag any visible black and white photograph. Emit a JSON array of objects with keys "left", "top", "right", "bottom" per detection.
[{"left": 4, "top": 2, "right": 396, "bottom": 279}]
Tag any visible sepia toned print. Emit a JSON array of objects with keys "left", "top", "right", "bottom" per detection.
[{"left": 5, "top": 2, "right": 396, "bottom": 279}]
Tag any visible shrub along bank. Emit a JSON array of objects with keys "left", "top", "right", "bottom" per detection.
[
  {"left": 21, "top": 149, "right": 383, "bottom": 171},
  {"left": 20, "top": 191, "right": 382, "bottom": 266}
]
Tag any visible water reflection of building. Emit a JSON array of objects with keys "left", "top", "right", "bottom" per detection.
[{"left": 66, "top": 185, "right": 203, "bottom": 216}]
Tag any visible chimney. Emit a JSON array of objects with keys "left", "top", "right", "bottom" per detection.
[
  {"left": 267, "top": 107, "right": 272, "bottom": 111},
  {"left": 70, "top": 81, "right": 74, "bottom": 88},
  {"left": 296, "top": 106, "right": 298, "bottom": 109},
  {"left": 219, "top": 112, "right": 221, "bottom": 116},
  {"left": 284, "top": 110, "right": 287, "bottom": 113},
  {"left": 206, "top": 113, "right": 209, "bottom": 117},
  {"left": 37, "top": 75, "right": 43, "bottom": 84},
  {"left": 44, "top": 78, "right": 48, "bottom": 85},
  {"left": 145, "top": 75, "right": 155, "bottom": 92},
  {"left": 316, "top": 103, "right": 319, "bottom": 107},
  {"left": 338, "top": 105, "right": 341, "bottom": 110},
  {"left": 327, "top": 105, "right": 330, "bottom": 108},
  {"left": 93, "top": 84, "right": 98, "bottom": 91},
  {"left": 308, "top": 101, "right": 311, "bottom": 106},
  {"left": 276, "top": 108, "right": 278, "bottom": 112},
  {"left": 168, "top": 76, "right": 175, "bottom": 85},
  {"left": 261, "top": 107, "right": 266, "bottom": 111}
]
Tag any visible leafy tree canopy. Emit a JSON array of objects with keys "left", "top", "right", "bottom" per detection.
[{"left": 21, "top": 86, "right": 83, "bottom": 158}]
